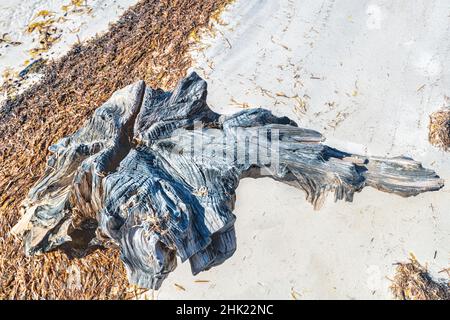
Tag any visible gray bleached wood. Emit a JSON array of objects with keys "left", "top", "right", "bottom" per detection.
[{"left": 12, "top": 73, "right": 444, "bottom": 289}]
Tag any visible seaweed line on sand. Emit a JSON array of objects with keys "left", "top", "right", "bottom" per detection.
[{"left": 428, "top": 106, "right": 450, "bottom": 152}]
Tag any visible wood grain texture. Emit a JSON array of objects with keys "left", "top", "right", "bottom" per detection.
[{"left": 12, "top": 73, "right": 444, "bottom": 289}]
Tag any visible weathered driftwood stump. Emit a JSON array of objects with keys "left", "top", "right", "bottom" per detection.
[{"left": 12, "top": 73, "right": 444, "bottom": 289}]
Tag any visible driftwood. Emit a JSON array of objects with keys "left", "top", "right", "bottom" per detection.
[
  {"left": 12, "top": 73, "right": 444, "bottom": 289},
  {"left": 429, "top": 106, "right": 450, "bottom": 151},
  {"left": 390, "top": 255, "right": 449, "bottom": 300}
]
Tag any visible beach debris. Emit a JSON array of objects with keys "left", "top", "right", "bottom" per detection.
[
  {"left": 428, "top": 106, "right": 450, "bottom": 151},
  {"left": 351, "top": 80, "right": 359, "bottom": 97},
  {"left": 11, "top": 73, "right": 444, "bottom": 290},
  {"left": 1, "top": 68, "right": 19, "bottom": 97},
  {"left": 328, "top": 111, "right": 350, "bottom": 129},
  {"left": 61, "top": 0, "right": 93, "bottom": 15},
  {"left": 19, "top": 59, "right": 46, "bottom": 78},
  {"left": 270, "top": 36, "right": 291, "bottom": 51},
  {"left": 390, "top": 255, "right": 449, "bottom": 300},
  {"left": 293, "top": 94, "right": 308, "bottom": 116},
  {"left": 193, "top": 186, "right": 209, "bottom": 197},
  {"left": 417, "top": 84, "right": 426, "bottom": 92},
  {"left": 26, "top": 11, "right": 61, "bottom": 59},
  {"left": 290, "top": 287, "right": 301, "bottom": 300},
  {"left": 194, "top": 279, "right": 211, "bottom": 283},
  {"left": 0, "top": 33, "right": 22, "bottom": 47},
  {"left": 0, "top": 1, "right": 94, "bottom": 100},
  {"left": 66, "top": 264, "right": 82, "bottom": 290},
  {"left": 230, "top": 97, "right": 250, "bottom": 108},
  {"left": 2, "top": 68, "right": 18, "bottom": 83}
]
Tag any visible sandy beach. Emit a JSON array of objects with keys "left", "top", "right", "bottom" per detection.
[{"left": 0, "top": 0, "right": 448, "bottom": 300}]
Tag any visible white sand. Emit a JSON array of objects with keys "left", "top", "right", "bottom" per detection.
[{"left": 155, "top": 0, "right": 450, "bottom": 299}]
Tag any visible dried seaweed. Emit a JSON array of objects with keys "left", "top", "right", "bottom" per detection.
[{"left": 390, "top": 255, "right": 449, "bottom": 300}]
